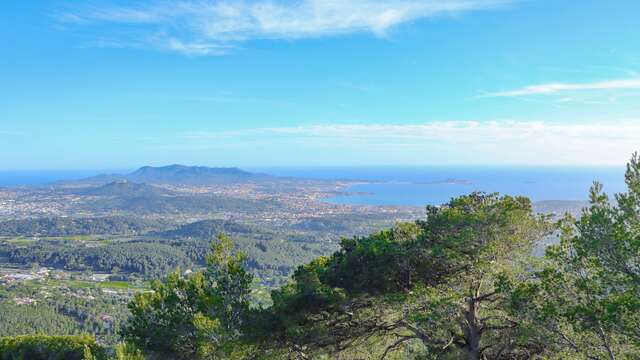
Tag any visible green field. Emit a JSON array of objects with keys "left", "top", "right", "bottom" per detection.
[
  {"left": 41, "top": 278, "right": 149, "bottom": 290},
  {"left": 4, "top": 237, "right": 36, "bottom": 245}
]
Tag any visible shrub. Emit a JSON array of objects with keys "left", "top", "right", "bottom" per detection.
[{"left": 0, "top": 334, "right": 105, "bottom": 360}]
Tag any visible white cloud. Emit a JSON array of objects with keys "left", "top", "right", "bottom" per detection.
[
  {"left": 482, "top": 78, "right": 640, "bottom": 97},
  {"left": 59, "top": 0, "right": 511, "bottom": 55},
  {"left": 165, "top": 38, "right": 232, "bottom": 56},
  {"left": 179, "top": 120, "right": 640, "bottom": 165}
]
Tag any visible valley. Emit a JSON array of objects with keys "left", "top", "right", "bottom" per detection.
[
  {"left": 0, "top": 165, "right": 590, "bottom": 348},
  {"left": 0, "top": 166, "right": 425, "bottom": 345}
]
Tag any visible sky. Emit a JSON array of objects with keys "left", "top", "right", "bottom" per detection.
[{"left": 1, "top": 0, "right": 640, "bottom": 169}]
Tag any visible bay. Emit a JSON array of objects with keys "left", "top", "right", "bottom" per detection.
[{"left": 254, "top": 166, "right": 627, "bottom": 206}]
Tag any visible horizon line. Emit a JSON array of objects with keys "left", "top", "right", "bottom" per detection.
[{"left": 0, "top": 163, "right": 627, "bottom": 172}]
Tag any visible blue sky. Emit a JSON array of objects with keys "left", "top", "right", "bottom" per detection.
[{"left": 1, "top": 0, "right": 639, "bottom": 169}]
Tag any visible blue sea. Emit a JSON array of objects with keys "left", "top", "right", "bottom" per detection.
[
  {"left": 254, "top": 166, "right": 627, "bottom": 206},
  {"left": 0, "top": 166, "right": 628, "bottom": 206}
]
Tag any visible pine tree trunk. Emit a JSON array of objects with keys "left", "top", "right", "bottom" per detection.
[{"left": 465, "top": 297, "right": 482, "bottom": 360}]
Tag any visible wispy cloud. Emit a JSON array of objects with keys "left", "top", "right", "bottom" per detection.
[
  {"left": 178, "top": 120, "right": 640, "bottom": 165},
  {"left": 165, "top": 38, "right": 232, "bottom": 56},
  {"left": 182, "top": 121, "right": 640, "bottom": 142},
  {"left": 482, "top": 78, "right": 640, "bottom": 97},
  {"left": 58, "top": 0, "right": 512, "bottom": 55}
]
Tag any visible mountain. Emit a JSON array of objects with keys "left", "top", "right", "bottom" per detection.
[
  {"left": 126, "top": 165, "right": 269, "bottom": 185},
  {"left": 58, "top": 165, "right": 273, "bottom": 186}
]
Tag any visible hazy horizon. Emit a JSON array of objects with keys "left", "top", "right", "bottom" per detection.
[
  {"left": 0, "top": 163, "right": 626, "bottom": 174},
  {"left": 1, "top": 165, "right": 627, "bottom": 203}
]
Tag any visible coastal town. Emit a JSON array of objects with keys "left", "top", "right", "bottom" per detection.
[{"left": 0, "top": 178, "right": 422, "bottom": 228}]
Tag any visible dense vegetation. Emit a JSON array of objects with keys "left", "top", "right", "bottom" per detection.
[
  {"left": 0, "top": 301, "right": 80, "bottom": 337},
  {"left": 152, "top": 219, "right": 255, "bottom": 239},
  {"left": 0, "top": 282, "right": 132, "bottom": 345},
  {"left": 0, "top": 217, "right": 167, "bottom": 237},
  {"left": 77, "top": 193, "right": 280, "bottom": 215},
  {"left": 4, "top": 242, "right": 194, "bottom": 279},
  {"left": 1, "top": 233, "right": 332, "bottom": 284},
  {"left": 0, "top": 335, "right": 144, "bottom": 360},
  {"left": 3, "top": 154, "right": 639, "bottom": 359},
  {"left": 0, "top": 335, "right": 105, "bottom": 360},
  {"left": 117, "top": 154, "right": 640, "bottom": 359}
]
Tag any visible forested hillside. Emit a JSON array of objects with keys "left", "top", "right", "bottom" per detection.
[
  {"left": 3, "top": 154, "right": 630, "bottom": 359},
  {"left": 3, "top": 0, "right": 630, "bottom": 358},
  {"left": 0, "top": 216, "right": 168, "bottom": 237},
  {"left": 3, "top": 154, "right": 639, "bottom": 359}
]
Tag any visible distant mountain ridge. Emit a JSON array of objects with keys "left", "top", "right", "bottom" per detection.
[
  {"left": 59, "top": 165, "right": 273, "bottom": 186},
  {"left": 127, "top": 165, "right": 266, "bottom": 184}
]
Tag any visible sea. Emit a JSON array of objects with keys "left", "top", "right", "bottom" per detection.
[
  {"left": 253, "top": 166, "right": 627, "bottom": 206},
  {"left": 0, "top": 166, "right": 628, "bottom": 206}
]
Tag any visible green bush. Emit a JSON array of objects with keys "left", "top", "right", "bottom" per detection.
[{"left": 0, "top": 334, "right": 105, "bottom": 360}]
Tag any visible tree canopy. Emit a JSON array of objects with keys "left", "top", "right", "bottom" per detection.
[{"left": 114, "top": 152, "right": 640, "bottom": 359}]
